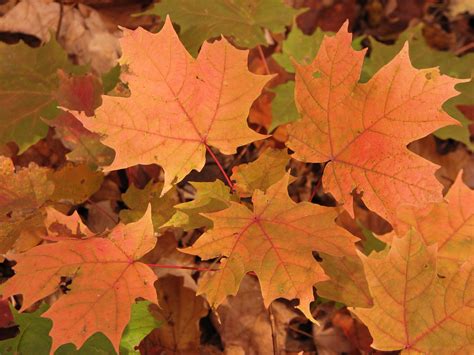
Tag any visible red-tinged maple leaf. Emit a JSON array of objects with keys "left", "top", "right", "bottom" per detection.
[
  {"left": 286, "top": 22, "right": 463, "bottom": 224},
  {"left": 2, "top": 206, "right": 158, "bottom": 353},
  {"left": 392, "top": 174, "right": 473, "bottom": 275},
  {"left": 74, "top": 17, "right": 270, "bottom": 193},
  {"left": 183, "top": 174, "right": 358, "bottom": 320},
  {"left": 352, "top": 230, "right": 473, "bottom": 354}
]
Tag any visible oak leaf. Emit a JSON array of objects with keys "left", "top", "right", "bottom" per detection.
[
  {"left": 393, "top": 175, "right": 473, "bottom": 275},
  {"left": 352, "top": 230, "right": 474, "bottom": 354},
  {"left": 75, "top": 17, "right": 270, "bottom": 193},
  {"left": 184, "top": 174, "right": 358, "bottom": 320},
  {"left": 2, "top": 207, "right": 158, "bottom": 353},
  {"left": 144, "top": 0, "right": 302, "bottom": 55},
  {"left": 287, "top": 22, "right": 462, "bottom": 224}
]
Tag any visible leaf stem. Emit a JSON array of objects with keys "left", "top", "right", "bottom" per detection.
[
  {"left": 146, "top": 263, "right": 218, "bottom": 272},
  {"left": 205, "top": 143, "right": 235, "bottom": 192}
]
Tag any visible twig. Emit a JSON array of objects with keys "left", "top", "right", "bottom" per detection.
[
  {"left": 257, "top": 45, "right": 271, "bottom": 75},
  {"left": 56, "top": 0, "right": 64, "bottom": 40},
  {"left": 268, "top": 303, "right": 278, "bottom": 355}
]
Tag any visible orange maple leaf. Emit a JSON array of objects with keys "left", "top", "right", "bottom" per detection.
[
  {"left": 2, "top": 207, "right": 158, "bottom": 352},
  {"left": 74, "top": 17, "right": 270, "bottom": 192},
  {"left": 352, "top": 230, "right": 473, "bottom": 353},
  {"left": 287, "top": 22, "right": 462, "bottom": 224},
  {"left": 392, "top": 174, "right": 473, "bottom": 275},
  {"left": 183, "top": 174, "right": 358, "bottom": 320}
]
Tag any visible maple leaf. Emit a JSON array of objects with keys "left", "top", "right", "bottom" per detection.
[
  {"left": 362, "top": 24, "right": 474, "bottom": 82},
  {"left": 287, "top": 22, "right": 462, "bottom": 224},
  {"left": 44, "top": 207, "right": 93, "bottom": 240},
  {"left": 48, "top": 112, "right": 115, "bottom": 169},
  {"left": 393, "top": 174, "right": 473, "bottom": 275},
  {"left": 273, "top": 25, "right": 331, "bottom": 73},
  {"left": 436, "top": 79, "right": 474, "bottom": 151},
  {"left": 2, "top": 206, "right": 158, "bottom": 352},
  {"left": 183, "top": 174, "right": 358, "bottom": 320},
  {"left": 352, "top": 230, "right": 473, "bottom": 354},
  {"left": 0, "top": 39, "right": 84, "bottom": 152},
  {"left": 120, "top": 181, "right": 178, "bottom": 231},
  {"left": 143, "top": 0, "right": 302, "bottom": 55},
  {"left": 0, "top": 157, "right": 54, "bottom": 254},
  {"left": 316, "top": 253, "right": 372, "bottom": 308},
  {"left": 75, "top": 17, "right": 270, "bottom": 193},
  {"left": 0, "top": 301, "right": 160, "bottom": 354},
  {"left": 48, "top": 163, "right": 103, "bottom": 205},
  {"left": 270, "top": 81, "right": 299, "bottom": 131},
  {"left": 142, "top": 276, "right": 208, "bottom": 353},
  {"left": 231, "top": 148, "right": 290, "bottom": 197},
  {"left": 163, "top": 180, "right": 234, "bottom": 231}
]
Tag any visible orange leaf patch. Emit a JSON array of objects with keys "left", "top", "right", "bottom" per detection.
[
  {"left": 287, "top": 22, "right": 463, "bottom": 224},
  {"left": 2, "top": 207, "right": 158, "bottom": 352},
  {"left": 74, "top": 17, "right": 270, "bottom": 192},
  {"left": 184, "top": 174, "right": 358, "bottom": 320}
]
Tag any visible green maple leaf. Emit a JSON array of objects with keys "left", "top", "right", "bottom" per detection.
[
  {"left": 143, "top": 0, "right": 302, "bottom": 55},
  {"left": 436, "top": 79, "right": 474, "bottom": 150},
  {"left": 273, "top": 26, "right": 330, "bottom": 73},
  {"left": 0, "top": 302, "right": 160, "bottom": 355},
  {"left": 270, "top": 82, "right": 299, "bottom": 131},
  {"left": 0, "top": 39, "right": 83, "bottom": 152},
  {"left": 362, "top": 25, "right": 474, "bottom": 82}
]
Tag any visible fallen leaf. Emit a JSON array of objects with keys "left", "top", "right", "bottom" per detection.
[
  {"left": 287, "top": 22, "right": 461, "bottom": 224},
  {"left": 163, "top": 180, "right": 234, "bottom": 231},
  {"left": 0, "top": 0, "right": 120, "bottom": 73},
  {"left": 393, "top": 174, "right": 474, "bottom": 275},
  {"left": 184, "top": 173, "right": 358, "bottom": 320},
  {"left": 140, "top": 275, "right": 208, "bottom": 354},
  {"left": 2, "top": 206, "right": 158, "bottom": 352},
  {"left": 231, "top": 148, "right": 290, "bottom": 197},
  {"left": 316, "top": 253, "right": 373, "bottom": 308},
  {"left": 143, "top": 0, "right": 302, "bottom": 55},
  {"left": 120, "top": 181, "right": 178, "bottom": 231},
  {"left": 0, "top": 39, "right": 74, "bottom": 152},
  {"left": 352, "top": 230, "right": 474, "bottom": 353},
  {"left": 75, "top": 17, "right": 270, "bottom": 193},
  {"left": 0, "top": 157, "right": 53, "bottom": 254}
]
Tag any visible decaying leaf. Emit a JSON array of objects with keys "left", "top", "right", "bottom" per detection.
[
  {"left": 0, "top": 157, "right": 54, "bottom": 254},
  {"left": 184, "top": 174, "right": 358, "bottom": 320},
  {"left": 140, "top": 276, "right": 208, "bottom": 354}
]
